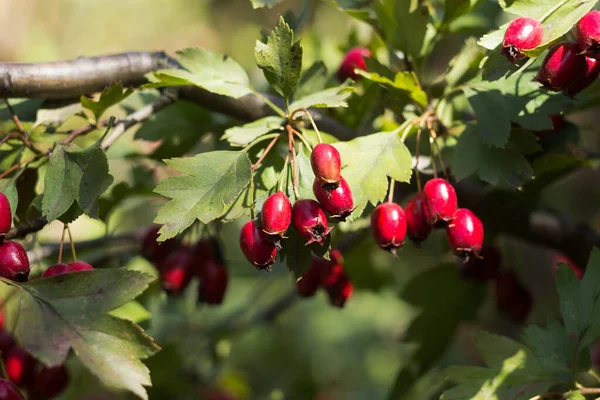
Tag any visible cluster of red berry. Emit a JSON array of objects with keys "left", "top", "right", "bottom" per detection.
[
  {"left": 502, "top": 11, "right": 600, "bottom": 96},
  {"left": 0, "top": 194, "right": 30, "bottom": 283},
  {"left": 296, "top": 250, "right": 353, "bottom": 307},
  {"left": 141, "top": 227, "right": 228, "bottom": 304}
]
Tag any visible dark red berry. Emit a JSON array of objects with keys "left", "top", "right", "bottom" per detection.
[
  {"left": 0, "top": 242, "right": 30, "bottom": 282},
  {"left": 337, "top": 47, "right": 371, "bottom": 81},
  {"left": 198, "top": 260, "right": 228, "bottom": 304},
  {"left": 312, "top": 177, "right": 354, "bottom": 221},
  {"left": 0, "top": 193, "right": 11, "bottom": 235},
  {"left": 193, "top": 238, "right": 222, "bottom": 263},
  {"left": 405, "top": 192, "right": 431, "bottom": 244},
  {"left": 0, "top": 331, "right": 15, "bottom": 355},
  {"left": 5, "top": 348, "right": 36, "bottom": 387},
  {"left": 0, "top": 378, "right": 24, "bottom": 400},
  {"left": 446, "top": 208, "right": 484, "bottom": 258},
  {"left": 423, "top": 178, "right": 457, "bottom": 227},
  {"left": 291, "top": 199, "right": 332, "bottom": 245},
  {"left": 42, "top": 264, "right": 71, "bottom": 278},
  {"left": 370, "top": 202, "right": 407, "bottom": 253},
  {"left": 535, "top": 42, "right": 586, "bottom": 91},
  {"left": 160, "top": 250, "right": 193, "bottom": 296},
  {"left": 554, "top": 253, "right": 584, "bottom": 280},
  {"left": 239, "top": 220, "right": 277, "bottom": 270},
  {"left": 327, "top": 274, "right": 353, "bottom": 308},
  {"left": 141, "top": 225, "right": 177, "bottom": 263},
  {"left": 68, "top": 261, "right": 94, "bottom": 272},
  {"left": 29, "top": 365, "right": 69, "bottom": 400},
  {"left": 310, "top": 144, "right": 342, "bottom": 185},
  {"left": 494, "top": 272, "right": 532, "bottom": 322},
  {"left": 261, "top": 191, "right": 292, "bottom": 237},
  {"left": 502, "top": 17, "right": 544, "bottom": 63},
  {"left": 550, "top": 114, "right": 564, "bottom": 130},
  {"left": 296, "top": 261, "right": 321, "bottom": 297},
  {"left": 456, "top": 245, "right": 501, "bottom": 281},
  {"left": 565, "top": 55, "right": 600, "bottom": 96},
  {"left": 577, "top": 10, "right": 600, "bottom": 58}
]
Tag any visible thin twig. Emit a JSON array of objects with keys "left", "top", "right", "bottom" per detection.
[
  {"left": 290, "top": 127, "right": 312, "bottom": 151},
  {"left": 4, "top": 99, "right": 25, "bottom": 134},
  {"left": 292, "top": 108, "right": 322, "bottom": 143},
  {"left": 57, "top": 224, "right": 68, "bottom": 264},
  {"left": 278, "top": 153, "right": 290, "bottom": 192},
  {"left": 66, "top": 224, "right": 76, "bottom": 262},
  {"left": 251, "top": 134, "right": 280, "bottom": 172},
  {"left": 286, "top": 125, "right": 300, "bottom": 199},
  {"left": 388, "top": 178, "right": 395, "bottom": 203},
  {"left": 427, "top": 117, "right": 448, "bottom": 179},
  {"left": 415, "top": 126, "right": 423, "bottom": 192}
]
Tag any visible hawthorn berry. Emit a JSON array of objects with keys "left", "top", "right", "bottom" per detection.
[
  {"left": 160, "top": 250, "right": 193, "bottom": 296},
  {"left": 337, "top": 47, "right": 371, "bottom": 81},
  {"left": 312, "top": 177, "right": 354, "bottom": 221},
  {"left": 502, "top": 17, "right": 544, "bottom": 63},
  {"left": 291, "top": 199, "right": 332, "bottom": 245},
  {"left": 554, "top": 253, "right": 584, "bottom": 280},
  {"left": 296, "top": 261, "right": 321, "bottom": 297},
  {"left": 0, "top": 241, "right": 30, "bottom": 282},
  {"left": 68, "top": 261, "right": 94, "bottom": 272},
  {"left": 325, "top": 272, "right": 353, "bottom": 308},
  {"left": 141, "top": 225, "right": 177, "bottom": 263},
  {"left": 29, "top": 365, "right": 69, "bottom": 400},
  {"left": 577, "top": 10, "right": 600, "bottom": 58},
  {"left": 42, "top": 264, "right": 71, "bottom": 278},
  {"left": 446, "top": 208, "right": 484, "bottom": 258},
  {"left": 456, "top": 245, "right": 501, "bottom": 281},
  {"left": 370, "top": 202, "right": 407, "bottom": 253},
  {"left": 261, "top": 191, "right": 292, "bottom": 237},
  {"left": 310, "top": 143, "right": 342, "bottom": 185},
  {"left": 0, "top": 331, "right": 15, "bottom": 355},
  {"left": 405, "top": 192, "right": 431, "bottom": 244},
  {"left": 494, "top": 272, "right": 532, "bottom": 322},
  {"left": 198, "top": 260, "right": 228, "bottom": 304},
  {"left": 5, "top": 348, "right": 36, "bottom": 387},
  {"left": 0, "top": 379, "right": 24, "bottom": 400},
  {"left": 565, "top": 55, "right": 600, "bottom": 97},
  {"left": 0, "top": 193, "right": 11, "bottom": 235},
  {"left": 535, "top": 42, "right": 586, "bottom": 91},
  {"left": 239, "top": 220, "right": 277, "bottom": 270},
  {"left": 423, "top": 178, "right": 457, "bottom": 227},
  {"left": 193, "top": 237, "right": 222, "bottom": 263}
]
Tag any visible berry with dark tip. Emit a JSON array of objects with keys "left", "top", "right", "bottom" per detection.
[
  {"left": 291, "top": 199, "right": 332, "bottom": 245},
  {"left": 29, "top": 365, "right": 69, "bottom": 400},
  {"left": 565, "top": 55, "right": 600, "bottom": 97},
  {"left": 5, "top": 348, "right": 36, "bottom": 387},
  {"left": 296, "top": 261, "right": 321, "bottom": 297},
  {"left": 0, "top": 378, "right": 24, "bottom": 400},
  {"left": 370, "top": 202, "right": 407, "bottom": 253},
  {"left": 0, "top": 193, "right": 11, "bottom": 235},
  {"left": 198, "top": 260, "right": 228, "bottom": 304},
  {"left": 446, "top": 208, "right": 484, "bottom": 258},
  {"left": 310, "top": 144, "right": 342, "bottom": 185},
  {"left": 239, "top": 220, "right": 277, "bottom": 270},
  {"left": 312, "top": 177, "right": 354, "bottom": 221},
  {"left": 261, "top": 191, "right": 292, "bottom": 237},
  {"left": 535, "top": 42, "right": 586, "bottom": 92},
  {"left": 577, "top": 10, "right": 600, "bottom": 58},
  {"left": 423, "top": 178, "right": 457, "bottom": 227},
  {"left": 42, "top": 264, "right": 71, "bottom": 278},
  {"left": 337, "top": 47, "right": 371, "bottom": 82},
  {"left": 0, "top": 242, "right": 30, "bottom": 282},
  {"left": 141, "top": 225, "right": 177, "bottom": 263},
  {"left": 502, "top": 17, "right": 544, "bottom": 63},
  {"left": 68, "top": 261, "right": 94, "bottom": 272},
  {"left": 456, "top": 245, "right": 501, "bottom": 281},
  {"left": 160, "top": 250, "right": 193, "bottom": 296},
  {"left": 405, "top": 192, "right": 431, "bottom": 244}
]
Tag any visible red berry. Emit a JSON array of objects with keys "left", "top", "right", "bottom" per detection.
[
  {"left": 565, "top": 55, "right": 600, "bottom": 97},
  {"left": 141, "top": 225, "right": 177, "bottom": 263},
  {"left": 494, "top": 272, "right": 532, "bottom": 322},
  {"left": 405, "top": 192, "right": 431, "bottom": 244},
  {"left": 337, "top": 47, "right": 371, "bottom": 81},
  {"left": 310, "top": 144, "right": 342, "bottom": 185},
  {"left": 535, "top": 42, "right": 586, "bottom": 91},
  {"left": 291, "top": 199, "right": 332, "bottom": 245},
  {"left": 193, "top": 238, "right": 222, "bottom": 263},
  {"left": 0, "top": 242, "right": 30, "bottom": 282},
  {"left": 0, "top": 378, "right": 24, "bottom": 400},
  {"left": 296, "top": 261, "right": 321, "bottom": 297},
  {"left": 456, "top": 245, "right": 501, "bottom": 281},
  {"left": 554, "top": 253, "right": 584, "bottom": 280},
  {"left": 160, "top": 250, "right": 193, "bottom": 296},
  {"left": 5, "top": 348, "right": 36, "bottom": 387},
  {"left": 423, "top": 178, "right": 457, "bottom": 227},
  {"left": 502, "top": 17, "right": 544, "bottom": 63},
  {"left": 550, "top": 114, "right": 564, "bottom": 130},
  {"left": 577, "top": 10, "right": 600, "bottom": 57},
  {"left": 42, "top": 264, "right": 71, "bottom": 278},
  {"left": 326, "top": 273, "right": 353, "bottom": 308},
  {"left": 446, "top": 208, "right": 484, "bottom": 258},
  {"left": 198, "top": 260, "right": 228, "bottom": 304},
  {"left": 0, "top": 193, "right": 11, "bottom": 235},
  {"left": 68, "top": 261, "right": 94, "bottom": 272},
  {"left": 239, "top": 220, "right": 277, "bottom": 270},
  {"left": 29, "top": 365, "right": 69, "bottom": 399},
  {"left": 0, "top": 331, "right": 15, "bottom": 355},
  {"left": 312, "top": 177, "right": 354, "bottom": 221},
  {"left": 261, "top": 191, "right": 292, "bottom": 237},
  {"left": 370, "top": 202, "right": 407, "bottom": 253},
  {"left": 316, "top": 251, "right": 351, "bottom": 306}
]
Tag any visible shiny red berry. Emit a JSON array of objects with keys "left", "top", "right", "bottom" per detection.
[
  {"left": 42, "top": 264, "right": 71, "bottom": 278},
  {"left": 239, "top": 220, "right": 277, "bottom": 270},
  {"left": 370, "top": 202, "right": 407, "bottom": 253},
  {"left": 577, "top": 10, "right": 600, "bottom": 57},
  {"left": 535, "top": 42, "right": 586, "bottom": 91},
  {"left": 446, "top": 208, "right": 484, "bottom": 258},
  {"left": 494, "top": 272, "right": 532, "bottom": 322},
  {"left": 198, "top": 260, "right": 228, "bottom": 304},
  {"left": 405, "top": 192, "right": 431, "bottom": 244},
  {"left": 261, "top": 191, "right": 292, "bottom": 237},
  {"left": 310, "top": 144, "right": 342, "bottom": 185},
  {"left": 0, "top": 242, "right": 30, "bottom": 282},
  {"left": 68, "top": 261, "right": 94, "bottom": 272},
  {"left": 5, "top": 348, "right": 35, "bottom": 387},
  {"left": 0, "top": 331, "right": 15, "bottom": 355},
  {"left": 29, "top": 365, "right": 69, "bottom": 400},
  {"left": 160, "top": 250, "right": 193, "bottom": 296},
  {"left": 0, "top": 378, "right": 24, "bottom": 400},
  {"left": 554, "top": 253, "right": 584, "bottom": 280},
  {"left": 565, "top": 55, "right": 600, "bottom": 97},
  {"left": 291, "top": 199, "right": 332, "bottom": 245},
  {"left": 0, "top": 193, "right": 11, "bottom": 235},
  {"left": 296, "top": 261, "right": 321, "bottom": 297},
  {"left": 312, "top": 177, "right": 354, "bottom": 221},
  {"left": 457, "top": 245, "right": 501, "bottom": 281},
  {"left": 337, "top": 47, "right": 371, "bottom": 81},
  {"left": 502, "top": 17, "right": 544, "bottom": 63},
  {"left": 141, "top": 225, "right": 177, "bottom": 263},
  {"left": 423, "top": 178, "right": 457, "bottom": 227}
]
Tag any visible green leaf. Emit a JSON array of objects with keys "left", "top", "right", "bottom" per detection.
[
  {"left": 357, "top": 70, "right": 428, "bottom": 108},
  {"left": 443, "top": 0, "right": 482, "bottom": 25},
  {"left": 42, "top": 142, "right": 114, "bottom": 221},
  {"left": 249, "top": 0, "right": 283, "bottom": 8},
  {"left": 10, "top": 269, "right": 158, "bottom": 400},
  {"left": 333, "top": 129, "right": 412, "bottom": 219},
  {"left": 478, "top": 22, "right": 510, "bottom": 51},
  {"left": 294, "top": 61, "right": 329, "bottom": 101},
  {"left": 521, "top": 321, "right": 573, "bottom": 380},
  {"left": 463, "top": 88, "right": 511, "bottom": 147},
  {"left": 289, "top": 81, "right": 355, "bottom": 111},
  {"left": 446, "top": 38, "right": 485, "bottom": 88},
  {"left": 255, "top": 16, "right": 303, "bottom": 100},
  {"left": 109, "top": 301, "right": 151, "bottom": 324},
  {"left": 222, "top": 117, "right": 285, "bottom": 147},
  {"left": 81, "top": 82, "right": 133, "bottom": 122},
  {"left": 154, "top": 151, "right": 252, "bottom": 241},
  {"left": 145, "top": 48, "right": 252, "bottom": 99},
  {"left": 0, "top": 177, "right": 19, "bottom": 221}
]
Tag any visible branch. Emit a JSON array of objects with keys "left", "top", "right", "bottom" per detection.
[{"left": 4, "top": 216, "right": 47, "bottom": 240}]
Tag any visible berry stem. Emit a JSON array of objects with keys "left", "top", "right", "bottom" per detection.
[
  {"left": 427, "top": 118, "right": 449, "bottom": 180},
  {"left": 290, "top": 127, "right": 312, "bottom": 150},
  {"left": 57, "top": 224, "right": 68, "bottom": 264},
  {"left": 387, "top": 178, "right": 395, "bottom": 203},
  {"left": 286, "top": 125, "right": 300, "bottom": 199},
  {"left": 252, "top": 90, "right": 286, "bottom": 118},
  {"left": 426, "top": 119, "right": 438, "bottom": 179},
  {"left": 243, "top": 133, "right": 280, "bottom": 154},
  {"left": 249, "top": 174, "right": 256, "bottom": 221},
  {"left": 66, "top": 224, "right": 77, "bottom": 262},
  {"left": 251, "top": 134, "right": 280, "bottom": 172},
  {"left": 415, "top": 125, "right": 423, "bottom": 192},
  {"left": 278, "top": 153, "right": 290, "bottom": 192},
  {"left": 295, "top": 108, "right": 323, "bottom": 144}
]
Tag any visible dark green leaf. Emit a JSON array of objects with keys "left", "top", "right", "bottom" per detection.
[
  {"left": 0, "top": 180, "right": 17, "bottom": 221},
  {"left": 222, "top": 117, "right": 285, "bottom": 147},
  {"left": 356, "top": 70, "right": 428, "bottom": 108},
  {"left": 521, "top": 321, "right": 573, "bottom": 380},
  {"left": 81, "top": 82, "right": 133, "bottom": 122},
  {"left": 294, "top": 61, "right": 329, "bottom": 101},
  {"left": 289, "top": 81, "right": 355, "bottom": 111},
  {"left": 464, "top": 88, "right": 512, "bottom": 147},
  {"left": 374, "top": 0, "right": 430, "bottom": 59}
]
